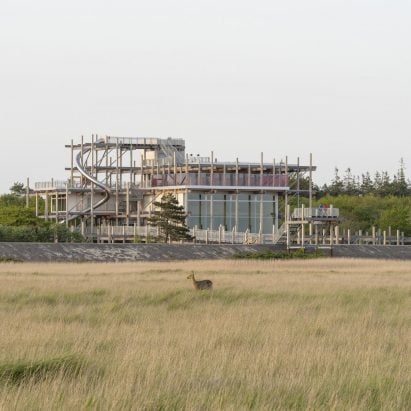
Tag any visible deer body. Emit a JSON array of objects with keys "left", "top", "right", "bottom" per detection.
[{"left": 187, "top": 273, "right": 213, "bottom": 290}]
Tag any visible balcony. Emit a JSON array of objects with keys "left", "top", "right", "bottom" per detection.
[
  {"left": 147, "top": 173, "right": 288, "bottom": 189},
  {"left": 291, "top": 207, "right": 340, "bottom": 221}
]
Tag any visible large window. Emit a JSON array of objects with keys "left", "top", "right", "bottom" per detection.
[{"left": 186, "top": 192, "right": 277, "bottom": 233}]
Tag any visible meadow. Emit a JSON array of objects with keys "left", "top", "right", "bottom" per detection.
[{"left": 0, "top": 258, "right": 409, "bottom": 410}]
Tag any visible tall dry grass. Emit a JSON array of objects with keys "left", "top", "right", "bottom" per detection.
[{"left": 0, "top": 258, "right": 409, "bottom": 410}]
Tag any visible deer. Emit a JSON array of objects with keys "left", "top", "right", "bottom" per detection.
[{"left": 187, "top": 272, "right": 213, "bottom": 290}]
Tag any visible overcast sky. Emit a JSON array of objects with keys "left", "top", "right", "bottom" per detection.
[{"left": 0, "top": 0, "right": 410, "bottom": 194}]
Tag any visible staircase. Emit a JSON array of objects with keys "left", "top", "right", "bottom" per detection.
[{"left": 159, "top": 138, "right": 185, "bottom": 164}]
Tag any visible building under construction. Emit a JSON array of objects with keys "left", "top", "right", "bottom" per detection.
[{"left": 33, "top": 135, "right": 324, "bottom": 243}]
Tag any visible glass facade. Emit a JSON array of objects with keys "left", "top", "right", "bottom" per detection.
[{"left": 186, "top": 192, "right": 277, "bottom": 233}]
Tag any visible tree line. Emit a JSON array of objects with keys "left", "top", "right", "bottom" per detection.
[
  {"left": 316, "top": 159, "right": 410, "bottom": 197},
  {"left": 290, "top": 160, "right": 411, "bottom": 236}
]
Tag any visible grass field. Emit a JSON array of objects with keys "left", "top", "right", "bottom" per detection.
[{"left": 0, "top": 258, "right": 410, "bottom": 410}]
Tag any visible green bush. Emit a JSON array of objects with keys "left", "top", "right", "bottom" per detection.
[
  {"left": 233, "top": 249, "right": 324, "bottom": 260},
  {"left": 0, "top": 355, "right": 87, "bottom": 385},
  {"left": 0, "top": 224, "right": 84, "bottom": 243},
  {"left": 310, "top": 195, "right": 411, "bottom": 235}
]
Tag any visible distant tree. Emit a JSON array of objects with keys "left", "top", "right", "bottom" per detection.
[
  {"left": 360, "top": 172, "right": 374, "bottom": 195},
  {"left": 342, "top": 168, "right": 360, "bottom": 196},
  {"left": 320, "top": 160, "right": 410, "bottom": 198},
  {"left": 147, "top": 193, "right": 192, "bottom": 243},
  {"left": 391, "top": 158, "right": 410, "bottom": 197},
  {"left": 9, "top": 182, "right": 25, "bottom": 196},
  {"left": 327, "top": 168, "right": 344, "bottom": 196}
]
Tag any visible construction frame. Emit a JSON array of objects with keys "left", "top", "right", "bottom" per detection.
[{"left": 33, "top": 134, "right": 323, "bottom": 244}]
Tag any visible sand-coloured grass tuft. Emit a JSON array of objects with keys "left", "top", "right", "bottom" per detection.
[{"left": 0, "top": 259, "right": 409, "bottom": 409}]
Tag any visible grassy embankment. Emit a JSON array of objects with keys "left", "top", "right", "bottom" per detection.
[{"left": 0, "top": 259, "right": 410, "bottom": 410}]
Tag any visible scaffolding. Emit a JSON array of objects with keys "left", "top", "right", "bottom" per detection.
[{"left": 33, "top": 135, "right": 316, "bottom": 242}]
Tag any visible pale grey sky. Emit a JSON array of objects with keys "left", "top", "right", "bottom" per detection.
[{"left": 0, "top": 0, "right": 410, "bottom": 193}]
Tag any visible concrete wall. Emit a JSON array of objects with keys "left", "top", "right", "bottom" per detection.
[
  {"left": 0, "top": 243, "right": 284, "bottom": 262},
  {"left": 331, "top": 245, "right": 411, "bottom": 260},
  {"left": 0, "top": 243, "right": 410, "bottom": 262}
]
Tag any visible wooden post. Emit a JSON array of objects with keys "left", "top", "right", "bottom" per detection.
[
  {"left": 235, "top": 157, "right": 239, "bottom": 186},
  {"left": 35, "top": 193, "right": 39, "bottom": 217},
  {"left": 70, "top": 139, "right": 74, "bottom": 184},
  {"left": 286, "top": 204, "right": 290, "bottom": 248},
  {"left": 286, "top": 223, "right": 290, "bottom": 248},
  {"left": 272, "top": 157, "right": 275, "bottom": 187},
  {"left": 130, "top": 143, "right": 133, "bottom": 185},
  {"left": 210, "top": 151, "right": 214, "bottom": 186},
  {"left": 185, "top": 153, "right": 189, "bottom": 183},
  {"left": 44, "top": 193, "right": 49, "bottom": 221},
  {"left": 173, "top": 151, "right": 177, "bottom": 186},
  {"left": 259, "top": 153, "right": 264, "bottom": 234},
  {"left": 259, "top": 193, "right": 264, "bottom": 234},
  {"left": 284, "top": 156, "right": 288, "bottom": 227},
  {"left": 309, "top": 153, "right": 313, "bottom": 211},
  {"left": 54, "top": 193, "right": 58, "bottom": 223},
  {"left": 396, "top": 230, "right": 400, "bottom": 246},
  {"left": 347, "top": 228, "right": 351, "bottom": 245},
  {"left": 235, "top": 193, "right": 239, "bottom": 231},
  {"left": 296, "top": 156, "right": 300, "bottom": 208},
  {"left": 210, "top": 192, "right": 214, "bottom": 231},
  {"left": 275, "top": 193, "right": 279, "bottom": 235},
  {"left": 260, "top": 151, "right": 264, "bottom": 185},
  {"left": 383, "top": 230, "right": 386, "bottom": 245},
  {"left": 25, "top": 177, "right": 30, "bottom": 208},
  {"left": 140, "top": 154, "right": 144, "bottom": 187},
  {"left": 335, "top": 225, "right": 339, "bottom": 245},
  {"left": 301, "top": 204, "right": 305, "bottom": 247},
  {"left": 90, "top": 135, "right": 95, "bottom": 236},
  {"left": 65, "top": 182, "right": 69, "bottom": 227},
  {"left": 372, "top": 226, "right": 376, "bottom": 245},
  {"left": 126, "top": 182, "right": 130, "bottom": 226},
  {"left": 301, "top": 224, "right": 305, "bottom": 248}
]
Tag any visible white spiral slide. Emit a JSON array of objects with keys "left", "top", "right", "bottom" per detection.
[{"left": 74, "top": 140, "right": 111, "bottom": 215}]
